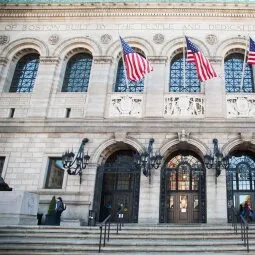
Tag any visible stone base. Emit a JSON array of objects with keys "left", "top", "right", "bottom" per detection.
[
  {"left": 0, "top": 191, "right": 39, "bottom": 225},
  {"left": 60, "top": 219, "right": 81, "bottom": 227},
  {"left": 0, "top": 214, "right": 37, "bottom": 225}
]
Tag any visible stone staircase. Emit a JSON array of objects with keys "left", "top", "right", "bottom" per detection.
[{"left": 0, "top": 224, "right": 255, "bottom": 254}]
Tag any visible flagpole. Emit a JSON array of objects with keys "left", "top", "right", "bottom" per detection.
[
  {"left": 119, "top": 36, "right": 130, "bottom": 91},
  {"left": 240, "top": 35, "right": 249, "bottom": 91},
  {"left": 183, "top": 34, "right": 186, "bottom": 90}
]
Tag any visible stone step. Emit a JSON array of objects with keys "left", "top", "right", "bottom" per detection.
[
  {"left": 0, "top": 224, "right": 252, "bottom": 255},
  {"left": 0, "top": 243, "right": 252, "bottom": 253}
]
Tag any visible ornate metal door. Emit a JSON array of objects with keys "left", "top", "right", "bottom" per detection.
[
  {"left": 93, "top": 152, "right": 140, "bottom": 223},
  {"left": 160, "top": 153, "right": 206, "bottom": 223},
  {"left": 226, "top": 154, "right": 255, "bottom": 222}
]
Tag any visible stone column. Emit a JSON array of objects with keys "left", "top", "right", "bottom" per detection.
[
  {"left": 204, "top": 57, "right": 225, "bottom": 118},
  {"left": 28, "top": 57, "right": 59, "bottom": 118},
  {"left": 138, "top": 165, "right": 161, "bottom": 224},
  {"left": 85, "top": 56, "right": 113, "bottom": 118},
  {"left": 206, "top": 168, "right": 228, "bottom": 224},
  {"left": 0, "top": 57, "right": 8, "bottom": 92},
  {"left": 144, "top": 57, "right": 167, "bottom": 118}
]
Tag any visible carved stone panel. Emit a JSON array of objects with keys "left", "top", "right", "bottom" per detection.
[
  {"left": 109, "top": 94, "right": 143, "bottom": 117},
  {"left": 164, "top": 95, "right": 205, "bottom": 117},
  {"left": 227, "top": 95, "right": 255, "bottom": 117}
]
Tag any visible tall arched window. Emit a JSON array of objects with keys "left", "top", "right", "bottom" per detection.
[
  {"left": 224, "top": 53, "right": 254, "bottom": 93},
  {"left": 169, "top": 53, "right": 200, "bottom": 92},
  {"left": 9, "top": 53, "right": 40, "bottom": 92},
  {"left": 62, "top": 53, "right": 92, "bottom": 92}
]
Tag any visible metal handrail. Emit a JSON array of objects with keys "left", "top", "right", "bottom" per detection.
[
  {"left": 98, "top": 214, "right": 111, "bottom": 253},
  {"left": 240, "top": 214, "right": 249, "bottom": 252},
  {"left": 231, "top": 206, "right": 249, "bottom": 252}
]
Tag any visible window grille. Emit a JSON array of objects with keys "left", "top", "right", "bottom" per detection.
[
  {"left": 115, "top": 58, "right": 144, "bottom": 92},
  {"left": 9, "top": 53, "right": 39, "bottom": 92},
  {"left": 169, "top": 53, "right": 200, "bottom": 92},
  {"left": 62, "top": 53, "right": 92, "bottom": 92},
  {"left": 224, "top": 53, "right": 254, "bottom": 93}
]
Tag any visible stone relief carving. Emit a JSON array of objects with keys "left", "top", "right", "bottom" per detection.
[
  {"left": 153, "top": 33, "right": 164, "bottom": 44},
  {"left": 227, "top": 95, "right": 255, "bottom": 117},
  {"left": 109, "top": 94, "right": 142, "bottom": 117},
  {"left": 206, "top": 34, "right": 218, "bottom": 45},
  {"left": 178, "top": 129, "right": 190, "bottom": 142},
  {"left": 0, "top": 35, "right": 10, "bottom": 45},
  {"left": 164, "top": 95, "right": 204, "bottom": 117},
  {"left": 48, "top": 34, "right": 59, "bottom": 45},
  {"left": 101, "top": 34, "right": 112, "bottom": 44}
]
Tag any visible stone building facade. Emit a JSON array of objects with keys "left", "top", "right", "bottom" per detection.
[{"left": 0, "top": 0, "right": 255, "bottom": 225}]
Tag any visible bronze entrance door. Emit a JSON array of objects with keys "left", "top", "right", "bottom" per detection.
[
  {"left": 226, "top": 154, "right": 255, "bottom": 222},
  {"left": 168, "top": 193, "right": 200, "bottom": 223},
  {"left": 93, "top": 152, "right": 141, "bottom": 223},
  {"left": 160, "top": 153, "right": 206, "bottom": 224}
]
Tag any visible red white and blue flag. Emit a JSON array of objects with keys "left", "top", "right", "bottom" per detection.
[
  {"left": 119, "top": 36, "right": 153, "bottom": 82},
  {"left": 186, "top": 36, "right": 218, "bottom": 82},
  {"left": 247, "top": 37, "right": 255, "bottom": 65}
]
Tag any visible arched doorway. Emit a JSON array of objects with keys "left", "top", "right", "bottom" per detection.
[
  {"left": 93, "top": 150, "right": 140, "bottom": 223},
  {"left": 160, "top": 151, "right": 206, "bottom": 223},
  {"left": 226, "top": 151, "right": 255, "bottom": 222}
]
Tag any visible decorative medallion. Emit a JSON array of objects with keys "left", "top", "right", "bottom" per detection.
[
  {"left": 206, "top": 34, "right": 218, "bottom": 45},
  {"left": 48, "top": 34, "right": 59, "bottom": 45},
  {"left": 100, "top": 34, "right": 112, "bottom": 44},
  {"left": 153, "top": 34, "right": 164, "bottom": 44},
  {"left": 0, "top": 35, "right": 10, "bottom": 45}
]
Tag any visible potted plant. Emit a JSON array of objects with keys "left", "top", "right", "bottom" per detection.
[{"left": 45, "top": 196, "right": 57, "bottom": 225}]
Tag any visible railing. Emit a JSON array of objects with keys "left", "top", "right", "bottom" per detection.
[
  {"left": 98, "top": 214, "right": 111, "bottom": 253},
  {"left": 98, "top": 212, "right": 125, "bottom": 253},
  {"left": 232, "top": 206, "right": 249, "bottom": 252},
  {"left": 240, "top": 214, "right": 249, "bottom": 252}
]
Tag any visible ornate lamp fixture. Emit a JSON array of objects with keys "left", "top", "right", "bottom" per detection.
[
  {"left": 62, "top": 138, "right": 90, "bottom": 184},
  {"left": 204, "top": 138, "right": 229, "bottom": 183},
  {"left": 135, "top": 138, "right": 163, "bottom": 184}
]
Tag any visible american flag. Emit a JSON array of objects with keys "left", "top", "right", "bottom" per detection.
[
  {"left": 247, "top": 37, "right": 255, "bottom": 65},
  {"left": 185, "top": 36, "right": 217, "bottom": 82},
  {"left": 119, "top": 36, "right": 153, "bottom": 82}
]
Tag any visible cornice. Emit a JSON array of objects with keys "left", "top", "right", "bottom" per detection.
[{"left": 0, "top": 3, "right": 255, "bottom": 18}]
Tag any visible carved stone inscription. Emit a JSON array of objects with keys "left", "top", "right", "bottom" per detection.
[{"left": 3, "top": 23, "right": 255, "bottom": 32}]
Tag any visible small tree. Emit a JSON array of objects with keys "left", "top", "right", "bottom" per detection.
[{"left": 48, "top": 196, "right": 56, "bottom": 215}]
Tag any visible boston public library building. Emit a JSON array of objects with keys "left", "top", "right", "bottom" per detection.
[{"left": 1, "top": 0, "right": 255, "bottom": 226}]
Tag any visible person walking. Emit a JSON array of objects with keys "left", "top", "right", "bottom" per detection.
[{"left": 55, "top": 197, "right": 66, "bottom": 225}]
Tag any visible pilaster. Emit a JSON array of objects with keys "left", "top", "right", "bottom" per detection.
[
  {"left": 144, "top": 56, "right": 167, "bottom": 118},
  {"left": 204, "top": 57, "right": 225, "bottom": 119},
  {"left": 206, "top": 168, "right": 228, "bottom": 224},
  {"left": 28, "top": 57, "right": 59, "bottom": 118},
  {"left": 85, "top": 56, "right": 113, "bottom": 118}
]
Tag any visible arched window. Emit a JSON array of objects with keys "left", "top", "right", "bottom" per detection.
[
  {"left": 169, "top": 53, "right": 200, "bottom": 92},
  {"left": 224, "top": 53, "right": 254, "bottom": 93},
  {"left": 62, "top": 53, "right": 92, "bottom": 92},
  {"left": 9, "top": 53, "right": 40, "bottom": 92}
]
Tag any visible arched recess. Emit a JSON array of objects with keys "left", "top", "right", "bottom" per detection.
[
  {"left": 224, "top": 140, "right": 255, "bottom": 222},
  {"left": 92, "top": 140, "right": 142, "bottom": 223},
  {"left": 159, "top": 140, "right": 207, "bottom": 224},
  {"left": 215, "top": 37, "right": 247, "bottom": 58},
  {"left": 53, "top": 37, "right": 102, "bottom": 57},
  {"left": 1, "top": 38, "right": 48, "bottom": 61}
]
